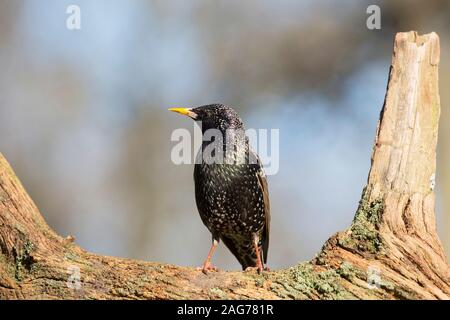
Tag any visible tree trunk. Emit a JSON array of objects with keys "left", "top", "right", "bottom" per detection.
[{"left": 0, "top": 31, "right": 449, "bottom": 300}]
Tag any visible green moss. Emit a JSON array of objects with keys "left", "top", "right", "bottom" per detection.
[
  {"left": 337, "top": 262, "right": 357, "bottom": 281},
  {"left": 125, "top": 281, "right": 142, "bottom": 296},
  {"left": 139, "top": 274, "right": 150, "bottom": 283},
  {"left": 30, "top": 262, "right": 41, "bottom": 273},
  {"left": 14, "top": 223, "right": 26, "bottom": 236},
  {"left": 209, "top": 287, "right": 227, "bottom": 299},
  {"left": 380, "top": 280, "right": 395, "bottom": 291},
  {"left": 339, "top": 189, "right": 384, "bottom": 254},
  {"left": 152, "top": 264, "right": 164, "bottom": 272},
  {"left": 283, "top": 263, "right": 354, "bottom": 300},
  {"left": 64, "top": 252, "right": 82, "bottom": 263},
  {"left": 255, "top": 277, "right": 265, "bottom": 288},
  {"left": 314, "top": 252, "right": 327, "bottom": 266},
  {"left": 14, "top": 239, "right": 35, "bottom": 281},
  {"left": 112, "top": 287, "right": 128, "bottom": 297},
  {"left": 370, "top": 277, "right": 416, "bottom": 299}
]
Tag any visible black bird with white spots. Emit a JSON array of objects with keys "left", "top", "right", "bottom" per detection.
[{"left": 169, "top": 104, "right": 270, "bottom": 273}]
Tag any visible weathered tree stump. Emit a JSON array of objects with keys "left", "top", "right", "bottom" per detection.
[{"left": 0, "top": 31, "right": 448, "bottom": 299}]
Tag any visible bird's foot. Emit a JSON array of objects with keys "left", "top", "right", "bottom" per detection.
[
  {"left": 197, "top": 262, "right": 218, "bottom": 274},
  {"left": 244, "top": 266, "right": 264, "bottom": 274}
]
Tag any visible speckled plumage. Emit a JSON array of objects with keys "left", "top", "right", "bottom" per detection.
[{"left": 190, "top": 104, "right": 270, "bottom": 270}]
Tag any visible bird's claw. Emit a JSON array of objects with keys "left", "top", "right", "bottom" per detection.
[{"left": 244, "top": 266, "right": 264, "bottom": 274}]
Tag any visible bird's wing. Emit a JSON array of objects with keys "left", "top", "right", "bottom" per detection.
[{"left": 255, "top": 156, "right": 270, "bottom": 265}]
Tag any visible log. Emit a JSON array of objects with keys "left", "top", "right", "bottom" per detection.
[{"left": 0, "top": 31, "right": 449, "bottom": 299}]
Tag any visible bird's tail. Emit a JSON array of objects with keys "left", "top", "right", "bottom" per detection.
[{"left": 221, "top": 235, "right": 259, "bottom": 270}]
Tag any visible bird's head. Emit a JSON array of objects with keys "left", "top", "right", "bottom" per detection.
[{"left": 169, "top": 104, "right": 244, "bottom": 133}]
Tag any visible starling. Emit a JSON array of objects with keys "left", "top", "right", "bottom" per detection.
[{"left": 169, "top": 104, "right": 270, "bottom": 273}]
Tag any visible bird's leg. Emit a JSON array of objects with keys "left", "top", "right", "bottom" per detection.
[
  {"left": 245, "top": 235, "right": 264, "bottom": 273},
  {"left": 253, "top": 236, "right": 264, "bottom": 273},
  {"left": 197, "top": 238, "right": 219, "bottom": 274}
]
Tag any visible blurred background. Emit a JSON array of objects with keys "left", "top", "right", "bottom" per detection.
[{"left": 0, "top": 0, "right": 449, "bottom": 270}]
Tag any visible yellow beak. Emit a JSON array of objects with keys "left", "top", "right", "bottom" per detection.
[{"left": 168, "top": 107, "right": 197, "bottom": 119}]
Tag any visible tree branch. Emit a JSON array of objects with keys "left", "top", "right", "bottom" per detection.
[{"left": 0, "top": 31, "right": 449, "bottom": 300}]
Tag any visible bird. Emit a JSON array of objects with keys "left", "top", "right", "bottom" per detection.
[{"left": 169, "top": 104, "right": 270, "bottom": 273}]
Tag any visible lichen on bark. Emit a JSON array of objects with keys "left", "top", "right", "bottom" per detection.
[{"left": 337, "top": 188, "right": 384, "bottom": 254}]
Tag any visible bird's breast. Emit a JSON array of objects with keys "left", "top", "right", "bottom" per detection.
[{"left": 194, "top": 163, "right": 266, "bottom": 236}]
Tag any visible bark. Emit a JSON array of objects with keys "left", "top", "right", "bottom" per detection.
[{"left": 0, "top": 31, "right": 449, "bottom": 300}]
